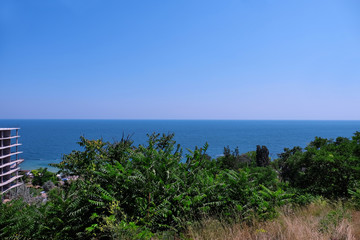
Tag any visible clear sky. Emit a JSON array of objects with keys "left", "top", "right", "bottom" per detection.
[{"left": 1, "top": 0, "right": 359, "bottom": 120}]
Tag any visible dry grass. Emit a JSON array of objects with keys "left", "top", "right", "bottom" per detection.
[{"left": 186, "top": 201, "right": 360, "bottom": 240}]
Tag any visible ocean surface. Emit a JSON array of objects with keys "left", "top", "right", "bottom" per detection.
[{"left": 1, "top": 120, "right": 360, "bottom": 171}]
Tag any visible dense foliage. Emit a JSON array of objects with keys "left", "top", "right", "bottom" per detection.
[
  {"left": 1, "top": 132, "right": 360, "bottom": 239},
  {"left": 275, "top": 132, "right": 360, "bottom": 198},
  {"left": 31, "top": 167, "right": 57, "bottom": 186}
]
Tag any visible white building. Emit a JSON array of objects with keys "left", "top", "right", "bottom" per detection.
[{"left": 0, "top": 128, "right": 23, "bottom": 194}]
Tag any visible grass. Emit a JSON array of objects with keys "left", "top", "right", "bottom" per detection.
[{"left": 184, "top": 200, "right": 360, "bottom": 240}]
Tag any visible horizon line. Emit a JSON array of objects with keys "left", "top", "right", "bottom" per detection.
[{"left": 1, "top": 118, "right": 360, "bottom": 121}]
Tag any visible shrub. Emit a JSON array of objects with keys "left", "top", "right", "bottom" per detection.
[
  {"left": 42, "top": 180, "right": 55, "bottom": 192},
  {"left": 277, "top": 132, "right": 360, "bottom": 198}
]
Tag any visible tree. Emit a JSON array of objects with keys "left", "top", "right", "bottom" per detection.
[
  {"left": 256, "top": 145, "right": 270, "bottom": 167},
  {"left": 277, "top": 132, "right": 360, "bottom": 198}
]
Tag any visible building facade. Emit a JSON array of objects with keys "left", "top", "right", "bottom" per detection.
[{"left": 0, "top": 128, "right": 23, "bottom": 194}]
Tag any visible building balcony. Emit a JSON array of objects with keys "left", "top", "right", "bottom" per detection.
[
  {"left": 0, "top": 143, "right": 22, "bottom": 150},
  {"left": 0, "top": 159, "right": 24, "bottom": 169},
  {"left": 0, "top": 175, "right": 23, "bottom": 187},
  {"left": 0, "top": 135, "right": 20, "bottom": 140},
  {"left": 0, "top": 151, "right": 23, "bottom": 160},
  {"left": 2, "top": 182, "right": 24, "bottom": 193},
  {"left": 0, "top": 167, "right": 21, "bottom": 177}
]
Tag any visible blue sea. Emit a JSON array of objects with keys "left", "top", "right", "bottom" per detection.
[{"left": 1, "top": 120, "right": 360, "bottom": 171}]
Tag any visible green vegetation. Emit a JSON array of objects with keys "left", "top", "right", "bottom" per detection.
[
  {"left": 1, "top": 132, "right": 360, "bottom": 239},
  {"left": 275, "top": 132, "right": 360, "bottom": 198},
  {"left": 31, "top": 167, "right": 58, "bottom": 186}
]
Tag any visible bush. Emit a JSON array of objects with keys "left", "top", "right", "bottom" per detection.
[
  {"left": 277, "top": 132, "right": 360, "bottom": 198},
  {"left": 50, "top": 133, "right": 282, "bottom": 236},
  {"left": 42, "top": 180, "right": 55, "bottom": 192},
  {"left": 3, "top": 132, "right": 360, "bottom": 238}
]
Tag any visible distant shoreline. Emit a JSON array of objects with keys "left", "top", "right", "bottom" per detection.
[{"left": 3, "top": 119, "right": 360, "bottom": 175}]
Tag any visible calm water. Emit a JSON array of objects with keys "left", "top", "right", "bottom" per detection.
[{"left": 1, "top": 120, "right": 360, "bottom": 171}]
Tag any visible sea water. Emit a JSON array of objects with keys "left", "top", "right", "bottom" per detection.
[{"left": 1, "top": 120, "right": 360, "bottom": 170}]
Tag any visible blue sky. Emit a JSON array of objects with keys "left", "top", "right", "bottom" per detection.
[{"left": 1, "top": 0, "right": 359, "bottom": 120}]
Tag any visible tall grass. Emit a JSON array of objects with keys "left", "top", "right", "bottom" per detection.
[{"left": 186, "top": 200, "right": 360, "bottom": 240}]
